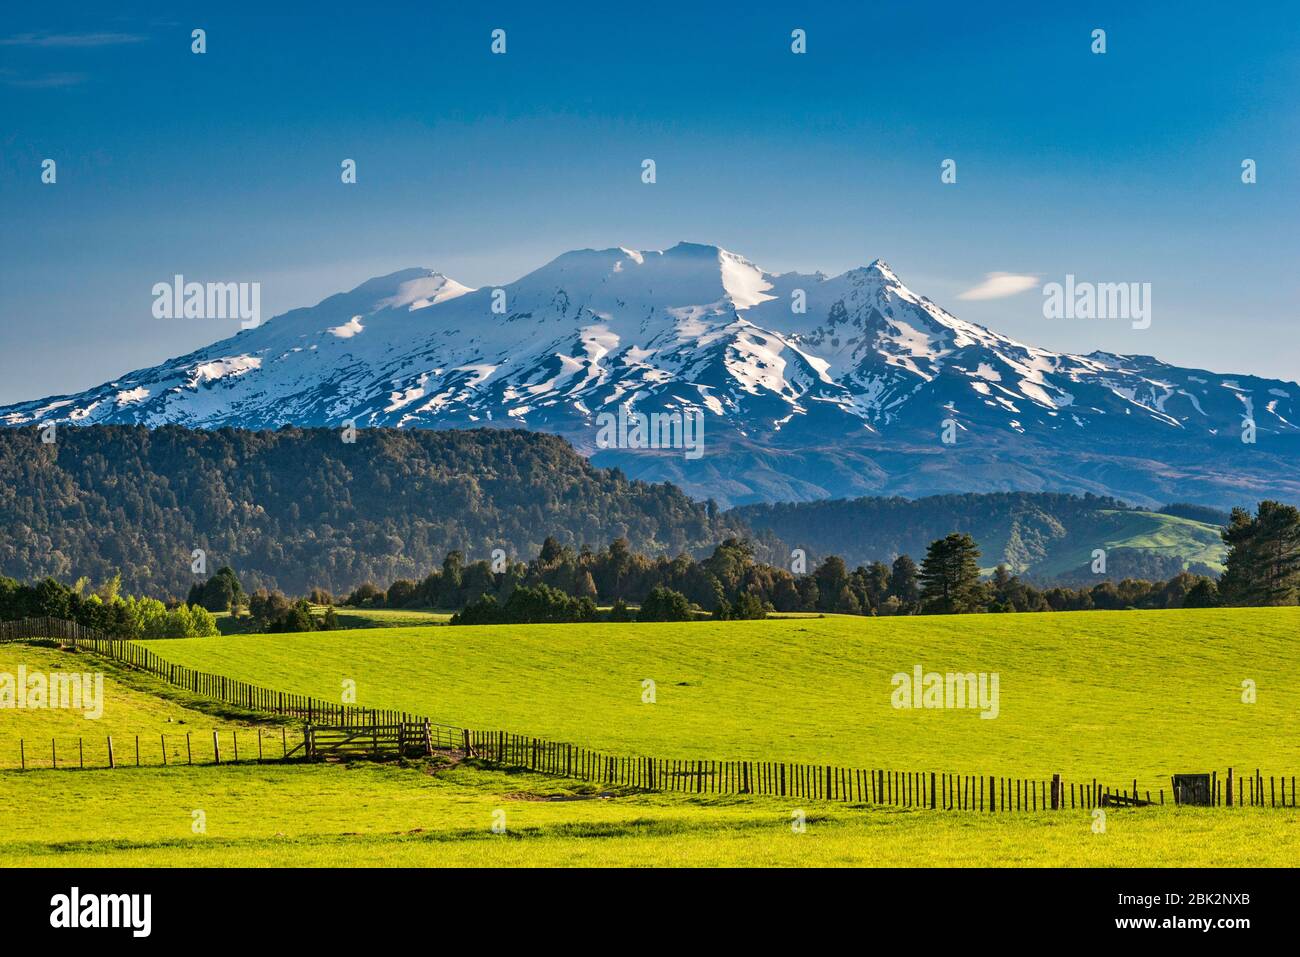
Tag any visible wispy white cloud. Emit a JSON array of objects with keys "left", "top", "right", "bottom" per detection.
[
  {"left": 0, "top": 31, "right": 146, "bottom": 48},
  {"left": 2, "top": 71, "right": 89, "bottom": 88},
  {"left": 957, "top": 272, "right": 1039, "bottom": 301}
]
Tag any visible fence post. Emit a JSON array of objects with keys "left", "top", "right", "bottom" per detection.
[
  {"left": 107, "top": 736, "right": 115, "bottom": 769},
  {"left": 1226, "top": 767, "right": 1233, "bottom": 807},
  {"left": 213, "top": 731, "right": 220, "bottom": 765},
  {"left": 1051, "top": 773, "right": 1060, "bottom": 810}
]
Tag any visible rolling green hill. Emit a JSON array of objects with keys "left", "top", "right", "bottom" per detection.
[
  {"left": 0, "top": 643, "right": 290, "bottom": 769},
  {"left": 142, "top": 608, "right": 1300, "bottom": 790},
  {"left": 4, "top": 607, "right": 1296, "bottom": 867},
  {"left": 733, "top": 492, "right": 1227, "bottom": 582},
  {"left": 1028, "top": 510, "right": 1226, "bottom": 580}
]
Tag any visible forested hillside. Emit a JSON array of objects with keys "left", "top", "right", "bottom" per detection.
[
  {"left": 0, "top": 426, "right": 751, "bottom": 596},
  {"left": 0, "top": 427, "right": 1239, "bottom": 600}
]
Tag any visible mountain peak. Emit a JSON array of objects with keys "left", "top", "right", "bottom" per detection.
[
  {"left": 862, "top": 258, "right": 900, "bottom": 281},
  {"left": 375, "top": 271, "right": 474, "bottom": 312}
]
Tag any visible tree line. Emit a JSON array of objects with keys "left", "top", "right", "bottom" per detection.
[
  {"left": 7, "top": 501, "right": 1297, "bottom": 633},
  {"left": 259, "top": 500, "right": 1294, "bottom": 624},
  {"left": 0, "top": 574, "right": 220, "bottom": 638}
]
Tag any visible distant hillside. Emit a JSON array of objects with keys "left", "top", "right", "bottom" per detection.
[
  {"left": 732, "top": 492, "right": 1227, "bottom": 583},
  {"left": 0, "top": 426, "right": 751, "bottom": 597}
]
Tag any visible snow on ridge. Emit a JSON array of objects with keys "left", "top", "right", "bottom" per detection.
[
  {"left": 185, "top": 356, "right": 262, "bottom": 387},
  {"left": 328, "top": 317, "right": 365, "bottom": 339},
  {"left": 376, "top": 274, "right": 474, "bottom": 312},
  {"left": 718, "top": 249, "right": 777, "bottom": 310},
  {"left": 115, "top": 387, "right": 150, "bottom": 406},
  {"left": 5, "top": 243, "right": 1297, "bottom": 448}
]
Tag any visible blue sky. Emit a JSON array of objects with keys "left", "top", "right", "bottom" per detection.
[{"left": 1, "top": 0, "right": 1297, "bottom": 403}]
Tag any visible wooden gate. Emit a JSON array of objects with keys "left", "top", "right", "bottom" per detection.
[
  {"left": 1171, "top": 773, "right": 1213, "bottom": 806},
  {"left": 304, "top": 721, "right": 432, "bottom": 761}
]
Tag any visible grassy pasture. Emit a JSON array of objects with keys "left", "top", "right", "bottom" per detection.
[
  {"left": 0, "top": 643, "right": 283, "bottom": 769},
  {"left": 215, "top": 606, "right": 452, "bottom": 634},
  {"left": 1, "top": 761, "right": 1295, "bottom": 867},
  {"left": 142, "top": 608, "right": 1300, "bottom": 791}
]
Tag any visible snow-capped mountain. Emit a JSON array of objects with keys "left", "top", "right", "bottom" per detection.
[{"left": 5, "top": 242, "right": 1298, "bottom": 508}]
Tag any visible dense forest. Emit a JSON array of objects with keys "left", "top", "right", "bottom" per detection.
[{"left": 0, "top": 425, "right": 755, "bottom": 597}]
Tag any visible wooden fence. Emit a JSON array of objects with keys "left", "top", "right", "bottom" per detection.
[
  {"left": 1, "top": 616, "right": 459, "bottom": 742},
  {"left": 3, "top": 618, "right": 1297, "bottom": 809},
  {"left": 7, "top": 726, "right": 309, "bottom": 770},
  {"left": 457, "top": 730, "right": 1295, "bottom": 810},
  {"left": 1, "top": 617, "right": 102, "bottom": 643}
]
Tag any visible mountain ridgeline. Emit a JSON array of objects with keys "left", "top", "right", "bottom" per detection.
[{"left": 4, "top": 243, "right": 1298, "bottom": 509}]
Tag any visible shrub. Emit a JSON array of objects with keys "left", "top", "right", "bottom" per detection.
[
  {"left": 731, "top": 591, "right": 768, "bottom": 620},
  {"left": 344, "top": 582, "right": 385, "bottom": 607},
  {"left": 637, "top": 587, "right": 694, "bottom": 622},
  {"left": 451, "top": 584, "right": 596, "bottom": 625}
]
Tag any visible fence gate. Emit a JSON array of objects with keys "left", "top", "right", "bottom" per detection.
[
  {"left": 1172, "top": 773, "right": 1213, "bottom": 806},
  {"left": 305, "top": 721, "right": 432, "bottom": 761}
]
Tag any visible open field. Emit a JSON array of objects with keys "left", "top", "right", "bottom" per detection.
[
  {"left": 0, "top": 643, "right": 285, "bottom": 769},
  {"left": 318, "top": 607, "right": 453, "bottom": 628},
  {"left": 142, "top": 608, "right": 1300, "bottom": 791},
  {"left": 214, "top": 607, "right": 452, "bottom": 634},
  {"left": 1, "top": 761, "right": 1295, "bottom": 867}
]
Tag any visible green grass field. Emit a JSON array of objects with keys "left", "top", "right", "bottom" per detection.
[
  {"left": 4, "top": 607, "right": 1296, "bottom": 868},
  {"left": 215, "top": 606, "right": 452, "bottom": 634},
  {"left": 2, "top": 761, "right": 1294, "bottom": 867},
  {"left": 0, "top": 643, "right": 293, "bottom": 770},
  {"left": 141, "top": 608, "right": 1300, "bottom": 792}
]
